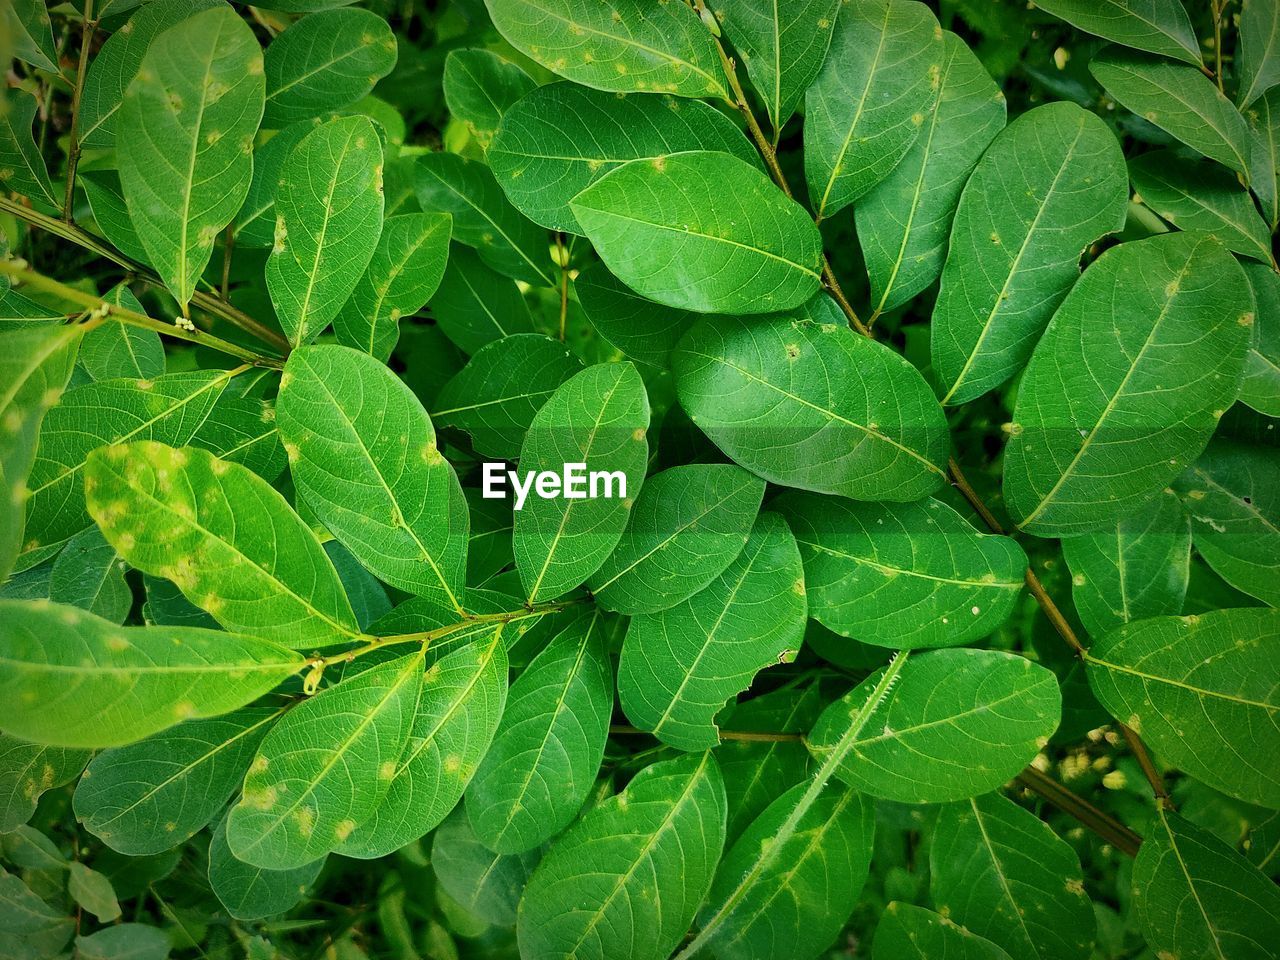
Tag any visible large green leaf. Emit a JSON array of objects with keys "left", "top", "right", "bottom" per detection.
[
  {"left": 575, "top": 262, "right": 694, "bottom": 368},
  {"left": 775, "top": 493, "right": 1025, "bottom": 649},
  {"left": 443, "top": 49, "right": 536, "bottom": 151},
  {"left": 490, "top": 83, "right": 758, "bottom": 233},
  {"left": 1085, "top": 607, "right": 1280, "bottom": 808},
  {"left": 0, "top": 735, "right": 91, "bottom": 832},
  {"left": 85, "top": 441, "right": 360, "bottom": 649},
  {"left": 1004, "top": 233, "right": 1251, "bottom": 537},
  {"left": 0, "top": 325, "right": 80, "bottom": 581},
  {"left": 931, "top": 102, "right": 1128, "bottom": 405},
  {"left": 1133, "top": 807, "right": 1280, "bottom": 959},
  {"left": 332, "top": 213, "right": 452, "bottom": 361},
  {"left": 226, "top": 650, "right": 423, "bottom": 868},
  {"left": 428, "top": 246, "right": 536, "bottom": 356},
  {"left": 858, "top": 31, "right": 1006, "bottom": 316},
  {"left": 74, "top": 708, "right": 281, "bottom": 855},
  {"left": 0, "top": 91, "right": 60, "bottom": 214},
  {"left": 1240, "top": 261, "right": 1280, "bottom": 416},
  {"left": 1173, "top": 439, "right": 1280, "bottom": 606},
  {"left": 872, "top": 903, "right": 1012, "bottom": 960},
  {"left": 590, "top": 463, "right": 764, "bottom": 615},
  {"left": 267, "top": 115, "right": 385, "bottom": 346},
  {"left": 1090, "top": 48, "right": 1254, "bottom": 178},
  {"left": 1061, "top": 489, "right": 1191, "bottom": 638},
  {"left": 432, "top": 806, "right": 539, "bottom": 927},
  {"left": 432, "top": 333, "right": 582, "bottom": 459},
  {"left": 571, "top": 150, "right": 823, "bottom": 314},
  {"left": 1032, "top": 0, "right": 1200, "bottom": 65},
  {"left": 1239, "top": 0, "right": 1280, "bottom": 109},
  {"left": 1246, "top": 88, "right": 1280, "bottom": 229},
  {"left": 208, "top": 816, "right": 324, "bottom": 921},
  {"left": 483, "top": 0, "right": 729, "bottom": 101},
  {"left": 809, "top": 649, "right": 1060, "bottom": 802},
  {"left": 338, "top": 625, "right": 508, "bottom": 858},
  {"left": 466, "top": 612, "right": 612, "bottom": 853},
  {"left": 278, "top": 345, "right": 468, "bottom": 612},
  {"left": 513, "top": 362, "right": 650, "bottom": 602},
  {"left": 618, "top": 512, "right": 806, "bottom": 750},
  {"left": 930, "top": 792, "right": 1095, "bottom": 960},
  {"left": 673, "top": 298, "right": 950, "bottom": 501},
  {"left": 517, "top": 751, "right": 726, "bottom": 960},
  {"left": 263, "top": 7, "right": 397, "bottom": 126},
  {"left": 693, "top": 781, "right": 872, "bottom": 960},
  {"left": 118, "top": 6, "right": 265, "bottom": 308},
  {"left": 0, "top": 599, "right": 303, "bottom": 748}
]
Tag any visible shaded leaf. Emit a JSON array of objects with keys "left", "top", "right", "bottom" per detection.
[
  {"left": 1032, "top": 0, "right": 1199, "bottom": 65},
  {"left": 0, "top": 734, "right": 89, "bottom": 832},
  {"left": 443, "top": 49, "right": 536, "bottom": 151},
  {"left": 872, "top": 902, "right": 1012, "bottom": 960},
  {"left": 432, "top": 806, "right": 538, "bottom": 928},
  {"left": 48, "top": 526, "right": 131, "bottom": 624},
  {"left": 1239, "top": 0, "right": 1280, "bottom": 109},
  {"left": 1240, "top": 261, "right": 1280, "bottom": 416},
  {"left": 208, "top": 816, "right": 323, "bottom": 921},
  {"left": 575, "top": 262, "right": 694, "bottom": 368},
  {"left": 79, "top": 290, "right": 165, "bottom": 382},
  {"left": 428, "top": 245, "right": 536, "bottom": 356},
  {"left": 75, "top": 924, "right": 169, "bottom": 960},
  {"left": 234, "top": 119, "right": 320, "bottom": 248},
  {"left": 0, "top": 91, "right": 60, "bottom": 213},
  {"left": 68, "top": 863, "right": 120, "bottom": 923},
  {"left": 3, "top": 0, "right": 58, "bottom": 73},
  {"left": 81, "top": 171, "right": 153, "bottom": 266}
]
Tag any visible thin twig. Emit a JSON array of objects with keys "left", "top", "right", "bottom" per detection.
[
  {"left": 555, "top": 232, "right": 569, "bottom": 341},
  {"left": 220, "top": 224, "right": 235, "bottom": 299},
  {"left": 1017, "top": 765, "right": 1142, "bottom": 858},
  {"left": 63, "top": 0, "right": 97, "bottom": 221},
  {"left": 609, "top": 724, "right": 803, "bottom": 743}
]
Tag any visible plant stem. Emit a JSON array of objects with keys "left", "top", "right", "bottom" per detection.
[
  {"left": 1017, "top": 765, "right": 1142, "bottom": 858},
  {"left": 220, "top": 225, "right": 235, "bottom": 299},
  {"left": 556, "top": 232, "right": 569, "bottom": 341},
  {"left": 609, "top": 724, "right": 802, "bottom": 743},
  {"left": 63, "top": 0, "right": 97, "bottom": 222}
]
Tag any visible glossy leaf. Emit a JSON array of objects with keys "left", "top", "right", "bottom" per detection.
[
  {"left": 872, "top": 902, "right": 1012, "bottom": 960},
  {"left": 208, "top": 816, "right": 324, "bottom": 921},
  {"left": 443, "top": 49, "right": 536, "bottom": 151},
  {"left": 428, "top": 246, "right": 536, "bottom": 356},
  {"left": 931, "top": 102, "right": 1128, "bottom": 405},
  {"left": 1032, "top": 0, "right": 1199, "bottom": 65}
]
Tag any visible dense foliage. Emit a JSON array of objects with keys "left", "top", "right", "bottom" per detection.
[{"left": 2, "top": 1, "right": 1279, "bottom": 959}]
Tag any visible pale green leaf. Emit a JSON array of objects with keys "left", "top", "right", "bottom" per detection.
[
  {"left": 266, "top": 115, "right": 385, "bottom": 346},
  {"left": 483, "top": 0, "right": 729, "bottom": 101},
  {"left": 79, "top": 290, "right": 165, "bottom": 382},
  {"left": 571, "top": 150, "right": 822, "bottom": 314},
  {"left": 226, "top": 649, "right": 423, "bottom": 868},
  {"left": 432, "top": 806, "right": 538, "bottom": 928},
  {"left": 1085, "top": 607, "right": 1280, "bottom": 808},
  {"left": 517, "top": 751, "right": 726, "bottom": 960},
  {"left": 75, "top": 925, "right": 169, "bottom": 960},
  {"left": 0, "top": 598, "right": 303, "bottom": 748},
  {"left": 1240, "top": 261, "right": 1280, "bottom": 416},
  {"left": 85, "top": 441, "right": 360, "bottom": 650},
  {"left": 775, "top": 493, "right": 1026, "bottom": 649},
  {"left": 673, "top": 297, "right": 950, "bottom": 501},
  {"left": 575, "top": 262, "right": 694, "bottom": 368},
  {"left": 443, "top": 49, "right": 536, "bottom": 151},
  {"left": 931, "top": 102, "right": 1128, "bottom": 405},
  {"left": 930, "top": 792, "right": 1095, "bottom": 960},
  {"left": 1004, "top": 233, "right": 1251, "bottom": 537},
  {"left": 119, "top": 6, "right": 265, "bottom": 308},
  {"left": 68, "top": 863, "right": 120, "bottom": 923},
  {"left": 513, "top": 362, "right": 650, "bottom": 603},
  {"left": 1239, "top": 0, "right": 1280, "bottom": 109},
  {"left": 872, "top": 902, "right": 1012, "bottom": 960},
  {"left": 617, "top": 512, "right": 806, "bottom": 750},
  {"left": 1031, "top": 0, "right": 1200, "bottom": 65},
  {"left": 590, "top": 463, "right": 765, "bottom": 615},
  {"left": 49, "top": 526, "right": 131, "bottom": 624},
  {"left": 804, "top": 0, "right": 943, "bottom": 219},
  {"left": 428, "top": 246, "right": 536, "bottom": 355},
  {"left": 0, "top": 91, "right": 60, "bottom": 213},
  {"left": 0, "top": 734, "right": 90, "bottom": 832},
  {"left": 3, "top": 0, "right": 57, "bottom": 73},
  {"left": 208, "top": 815, "right": 323, "bottom": 921}
]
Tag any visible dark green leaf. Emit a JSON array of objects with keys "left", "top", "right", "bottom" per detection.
[
  {"left": 428, "top": 245, "right": 536, "bottom": 356},
  {"left": 575, "top": 262, "right": 695, "bottom": 368},
  {"left": 0, "top": 91, "right": 60, "bottom": 213},
  {"left": 1031, "top": 0, "right": 1200, "bottom": 65},
  {"left": 1238, "top": 0, "right": 1280, "bottom": 109},
  {"left": 873, "top": 902, "right": 1012, "bottom": 960},
  {"left": 0, "top": 735, "right": 90, "bottom": 832},
  {"left": 48, "top": 526, "right": 131, "bottom": 624},
  {"left": 443, "top": 49, "right": 536, "bottom": 151},
  {"left": 208, "top": 815, "right": 323, "bottom": 921},
  {"left": 432, "top": 806, "right": 538, "bottom": 927},
  {"left": 1240, "top": 261, "right": 1280, "bottom": 416}
]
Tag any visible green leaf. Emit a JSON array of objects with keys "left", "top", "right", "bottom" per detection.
[
  {"left": 80, "top": 170, "right": 153, "bottom": 266},
  {"left": 1031, "top": 0, "right": 1200, "bottom": 66},
  {"left": 483, "top": 0, "right": 729, "bottom": 101},
  {"left": 68, "top": 863, "right": 121, "bottom": 923},
  {"left": 263, "top": 8, "right": 397, "bottom": 127},
  {"left": 119, "top": 5, "right": 265, "bottom": 309},
  {"left": 79, "top": 292, "right": 165, "bottom": 382},
  {"left": 931, "top": 102, "right": 1128, "bottom": 405},
  {"left": 0, "top": 734, "right": 90, "bottom": 832},
  {"left": 1133, "top": 807, "right": 1280, "bottom": 959},
  {"left": 1130, "top": 151, "right": 1275, "bottom": 265},
  {"left": 617, "top": 512, "right": 805, "bottom": 750},
  {"left": 1061, "top": 489, "right": 1191, "bottom": 638},
  {"left": 0, "top": 91, "right": 60, "bottom": 213},
  {"left": 673, "top": 298, "right": 950, "bottom": 501},
  {"left": 267, "top": 116, "right": 385, "bottom": 346},
  {"left": 1239, "top": 0, "right": 1280, "bottom": 109},
  {"left": 208, "top": 815, "right": 323, "bottom": 921},
  {"left": 1085, "top": 607, "right": 1280, "bottom": 808},
  {"left": 432, "top": 333, "right": 582, "bottom": 459},
  {"left": 0, "top": 598, "right": 303, "bottom": 748},
  {"left": 513, "top": 362, "right": 650, "bottom": 602},
  {"left": 432, "top": 806, "right": 538, "bottom": 927},
  {"left": 590, "top": 463, "right": 765, "bottom": 615},
  {"left": 466, "top": 611, "right": 612, "bottom": 852},
  {"left": 810, "top": 649, "right": 1060, "bottom": 802},
  {"left": 858, "top": 31, "right": 1006, "bottom": 316},
  {"left": 74, "top": 707, "right": 280, "bottom": 855},
  {"left": 428, "top": 246, "right": 536, "bottom": 355},
  {"left": 517, "top": 751, "right": 726, "bottom": 960},
  {"left": 930, "top": 792, "right": 1095, "bottom": 960},
  {"left": 278, "top": 345, "right": 468, "bottom": 611},
  {"left": 1004, "top": 233, "right": 1251, "bottom": 537},
  {"left": 49, "top": 526, "right": 131, "bottom": 624},
  {"left": 571, "top": 150, "right": 823, "bottom": 314},
  {"left": 489, "top": 82, "right": 759, "bottom": 233},
  {"left": 1090, "top": 48, "right": 1254, "bottom": 178},
  {"left": 694, "top": 781, "right": 873, "bottom": 960},
  {"left": 226, "top": 650, "right": 423, "bottom": 868},
  {"left": 332, "top": 213, "right": 452, "bottom": 361},
  {"left": 775, "top": 493, "right": 1026, "bottom": 649},
  {"left": 337, "top": 625, "right": 508, "bottom": 859},
  {"left": 443, "top": 49, "right": 536, "bottom": 151},
  {"left": 872, "top": 902, "right": 1012, "bottom": 960},
  {"left": 1240, "top": 262, "right": 1280, "bottom": 416},
  {"left": 0, "top": 325, "right": 80, "bottom": 581},
  {"left": 413, "top": 152, "right": 555, "bottom": 287},
  {"left": 803, "top": 0, "right": 943, "bottom": 219},
  {"left": 234, "top": 120, "right": 319, "bottom": 248},
  {"left": 75, "top": 925, "right": 169, "bottom": 960},
  {"left": 3, "top": 0, "right": 58, "bottom": 73},
  {"left": 575, "top": 262, "right": 694, "bottom": 368},
  {"left": 86, "top": 441, "right": 360, "bottom": 649},
  {"left": 1246, "top": 88, "right": 1280, "bottom": 229}
]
